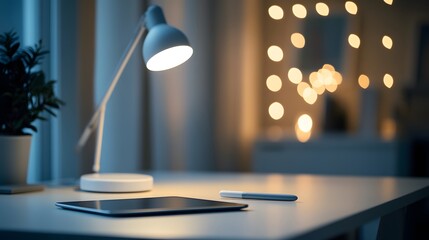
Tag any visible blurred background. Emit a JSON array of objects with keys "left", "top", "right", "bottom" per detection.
[
  {"left": 1, "top": 0, "right": 429, "bottom": 180},
  {"left": 1, "top": 0, "right": 429, "bottom": 238}
]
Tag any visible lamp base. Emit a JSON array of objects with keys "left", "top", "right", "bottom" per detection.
[{"left": 80, "top": 173, "right": 153, "bottom": 193}]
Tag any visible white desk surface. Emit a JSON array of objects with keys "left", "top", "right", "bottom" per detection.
[{"left": 0, "top": 172, "right": 428, "bottom": 240}]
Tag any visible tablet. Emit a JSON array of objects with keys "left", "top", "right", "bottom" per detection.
[{"left": 55, "top": 196, "right": 248, "bottom": 217}]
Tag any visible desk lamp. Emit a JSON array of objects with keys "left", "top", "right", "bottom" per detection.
[{"left": 76, "top": 5, "right": 193, "bottom": 193}]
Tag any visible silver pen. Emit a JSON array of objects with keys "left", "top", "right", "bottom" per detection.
[{"left": 220, "top": 190, "right": 298, "bottom": 201}]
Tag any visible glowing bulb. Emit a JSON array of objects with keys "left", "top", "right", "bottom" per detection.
[
  {"left": 291, "top": 33, "right": 305, "bottom": 48},
  {"left": 147, "top": 46, "right": 193, "bottom": 71},
  {"left": 292, "top": 4, "right": 307, "bottom": 19},
  {"left": 383, "top": 74, "right": 394, "bottom": 88},
  {"left": 267, "top": 45, "right": 283, "bottom": 62},
  {"left": 269, "top": 102, "right": 284, "bottom": 120},
  {"left": 266, "top": 75, "right": 282, "bottom": 92},
  {"left": 297, "top": 114, "right": 313, "bottom": 133},
  {"left": 345, "top": 1, "right": 358, "bottom": 15},
  {"left": 382, "top": 35, "right": 393, "bottom": 49},
  {"left": 358, "top": 74, "right": 370, "bottom": 89},
  {"left": 348, "top": 34, "right": 361, "bottom": 48},
  {"left": 268, "top": 5, "right": 284, "bottom": 20},
  {"left": 384, "top": 0, "right": 393, "bottom": 6},
  {"left": 288, "top": 67, "right": 303, "bottom": 84},
  {"left": 315, "top": 2, "right": 329, "bottom": 16}
]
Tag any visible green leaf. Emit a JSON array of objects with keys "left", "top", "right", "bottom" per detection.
[{"left": 0, "top": 31, "right": 64, "bottom": 134}]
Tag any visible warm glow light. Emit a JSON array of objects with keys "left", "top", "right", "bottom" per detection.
[
  {"left": 269, "top": 102, "right": 284, "bottom": 120},
  {"left": 309, "top": 72, "right": 318, "bottom": 83},
  {"left": 267, "top": 45, "right": 283, "bottom": 62},
  {"left": 318, "top": 69, "right": 331, "bottom": 81},
  {"left": 297, "top": 82, "right": 310, "bottom": 97},
  {"left": 310, "top": 76, "right": 322, "bottom": 88},
  {"left": 348, "top": 34, "right": 360, "bottom": 48},
  {"left": 322, "top": 64, "right": 335, "bottom": 72},
  {"left": 308, "top": 66, "right": 342, "bottom": 94},
  {"left": 291, "top": 33, "right": 305, "bottom": 48},
  {"left": 146, "top": 46, "right": 193, "bottom": 71},
  {"left": 318, "top": 69, "right": 334, "bottom": 86},
  {"left": 381, "top": 118, "right": 396, "bottom": 140},
  {"left": 288, "top": 67, "right": 303, "bottom": 84},
  {"left": 358, "top": 74, "right": 370, "bottom": 89},
  {"left": 295, "top": 123, "right": 311, "bottom": 143},
  {"left": 382, "top": 35, "right": 393, "bottom": 49},
  {"left": 325, "top": 82, "right": 338, "bottom": 93},
  {"left": 266, "top": 75, "right": 282, "bottom": 92},
  {"left": 303, "top": 87, "right": 317, "bottom": 104},
  {"left": 333, "top": 71, "right": 343, "bottom": 85},
  {"left": 313, "top": 84, "right": 326, "bottom": 95},
  {"left": 345, "top": 1, "right": 358, "bottom": 15},
  {"left": 268, "top": 5, "right": 284, "bottom": 20},
  {"left": 383, "top": 73, "right": 394, "bottom": 88},
  {"left": 315, "top": 2, "right": 329, "bottom": 16},
  {"left": 384, "top": 0, "right": 393, "bottom": 5},
  {"left": 309, "top": 72, "right": 324, "bottom": 94},
  {"left": 292, "top": 4, "right": 307, "bottom": 19},
  {"left": 297, "top": 114, "right": 313, "bottom": 133}
]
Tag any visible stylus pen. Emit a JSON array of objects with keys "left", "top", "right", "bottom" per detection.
[{"left": 220, "top": 190, "right": 298, "bottom": 201}]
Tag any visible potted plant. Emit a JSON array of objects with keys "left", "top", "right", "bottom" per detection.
[{"left": 0, "top": 31, "right": 63, "bottom": 186}]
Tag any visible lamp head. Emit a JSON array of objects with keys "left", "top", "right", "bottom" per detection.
[{"left": 143, "top": 5, "right": 193, "bottom": 71}]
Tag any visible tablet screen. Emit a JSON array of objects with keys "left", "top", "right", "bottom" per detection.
[{"left": 56, "top": 196, "right": 248, "bottom": 217}]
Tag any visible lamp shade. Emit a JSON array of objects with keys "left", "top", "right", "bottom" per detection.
[{"left": 143, "top": 5, "right": 193, "bottom": 71}]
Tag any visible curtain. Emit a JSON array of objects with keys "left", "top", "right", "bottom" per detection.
[{"left": 150, "top": 0, "right": 262, "bottom": 171}]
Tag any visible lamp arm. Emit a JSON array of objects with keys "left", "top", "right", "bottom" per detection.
[{"left": 76, "top": 15, "right": 147, "bottom": 170}]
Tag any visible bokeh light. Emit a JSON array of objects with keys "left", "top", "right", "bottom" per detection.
[
  {"left": 348, "top": 34, "right": 361, "bottom": 48},
  {"left": 269, "top": 102, "right": 284, "bottom": 120},
  {"left": 382, "top": 35, "right": 393, "bottom": 49},
  {"left": 383, "top": 73, "right": 394, "bottom": 88},
  {"left": 358, "top": 74, "right": 370, "bottom": 89},
  {"left": 297, "top": 82, "right": 310, "bottom": 97},
  {"left": 266, "top": 75, "right": 282, "bottom": 92},
  {"left": 267, "top": 45, "right": 283, "bottom": 62},
  {"left": 291, "top": 33, "right": 305, "bottom": 48},
  {"left": 297, "top": 114, "right": 313, "bottom": 133},
  {"left": 295, "top": 122, "right": 311, "bottom": 143},
  {"left": 268, "top": 5, "right": 284, "bottom": 20},
  {"left": 315, "top": 2, "right": 329, "bottom": 16},
  {"left": 345, "top": 1, "right": 358, "bottom": 15},
  {"left": 384, "top": 0, "right": 393, "bottom": 6},
  {"left": 292, "top": 4, "right": 307, "bottom": 19},
  {"left": 303, "top": 87, "right": 318, "bottom": 105},
  {"left": 288, "top": 67, "right": 303, "bottom": 84}
]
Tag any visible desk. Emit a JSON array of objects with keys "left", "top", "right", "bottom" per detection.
[{"left": 0, "top": 172, "right": 428, "bottom": 239}]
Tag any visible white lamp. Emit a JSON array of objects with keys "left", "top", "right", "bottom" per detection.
[{"left": 76, "top": 5, "right": 193, "bottom": 193}]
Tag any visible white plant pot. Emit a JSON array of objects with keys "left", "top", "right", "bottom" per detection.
[{"left": 0, "top": 135, "right": 32, "bottom": 185}]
